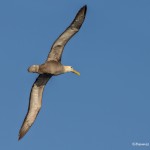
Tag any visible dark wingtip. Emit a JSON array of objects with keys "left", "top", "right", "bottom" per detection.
[
  {"left": 18, "top": 134, "right": 22, "bottom": 141},
  {"left": 81, "top": 5, "right": 87, "bottom": 14},
  {"left": 18, "top": 126, "right": 28, "bottom": 141},
  {"left": 83, "top": 5, "right": 87, "bottom": 9},
  {"left": 18, "top": 132, "right": 23, "bottom": 141}
]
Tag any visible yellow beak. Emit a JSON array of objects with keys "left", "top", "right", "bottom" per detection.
[{"left": 72, "top": 69, "right": 80, "bottom": 76}]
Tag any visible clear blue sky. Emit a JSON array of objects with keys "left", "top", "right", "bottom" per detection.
[{"left": 0, "top": 0, "right": 150, "bottom": 150}]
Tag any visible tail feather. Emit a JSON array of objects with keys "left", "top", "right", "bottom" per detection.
[{"left": 28, "top": 65, "right": 39, "bottom": 73}]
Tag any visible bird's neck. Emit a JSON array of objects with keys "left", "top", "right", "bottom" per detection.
[{"left": 63, "top": 66, "right": 71, "bottom": 73}]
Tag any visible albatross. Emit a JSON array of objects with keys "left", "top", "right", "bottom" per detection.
[{"left": 18, "top": 5, "right": 87, "bottom": 140}]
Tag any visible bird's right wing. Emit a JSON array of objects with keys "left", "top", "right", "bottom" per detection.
[
  {"left": 46, "top": 5, "right": 87, "bottom": 62},
  {"left": 18, "top": 74, "right": 52, "bottom": 140}
]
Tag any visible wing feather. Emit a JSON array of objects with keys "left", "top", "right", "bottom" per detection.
[
  {"left": 47, "top": 5, "right": 87, "bottom": 62},
  {"left": 18, "top": 74, "right": 52, "bottom": 140}
]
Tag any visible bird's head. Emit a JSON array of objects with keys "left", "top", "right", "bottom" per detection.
[{"left": 63, "top": 66, "right": 80, "bottom": 76}]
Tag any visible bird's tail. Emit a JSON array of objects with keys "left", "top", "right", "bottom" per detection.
[{"left": 28, "top": 65, "right": 39, "bottom": 73}]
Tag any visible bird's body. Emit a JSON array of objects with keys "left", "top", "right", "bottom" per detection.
[
  {"left": 39, "top": 61, "right": 63, "bottom": 75},
  {"left": 28, "top": 61, "right": 64, "bottom": 75},
  {"left": 18, "top": 5, "right": 87, "bottom": 140}
]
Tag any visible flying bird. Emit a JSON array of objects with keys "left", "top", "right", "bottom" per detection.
[{"left": 18, "top": 5, "right": 87, "bottom": 140}]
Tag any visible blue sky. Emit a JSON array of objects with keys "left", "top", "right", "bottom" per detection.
[{"left": 0, "top": 0, "right": 150, "bottom": 149}]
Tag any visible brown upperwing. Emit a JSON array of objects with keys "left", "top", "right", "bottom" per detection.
[
  {"left": 18, "top": 74, "right": 52, "bottom": 140},
  {"left": 47, "top": 5, "right": 87, "bottom": 62}
]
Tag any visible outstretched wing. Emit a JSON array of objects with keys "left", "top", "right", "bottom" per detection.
[
  {"left": 47, "top": 5, "right": 87, "bottom": 62},
  {"left": 18, "top": 74, "right": 52, "bottom": 140}
]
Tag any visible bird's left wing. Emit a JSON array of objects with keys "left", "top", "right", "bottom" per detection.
[
  {"left": 18, "top": 74, "right": 52, "bottom": 140},
  {"left": 46, "top": 5, "right": 87, "bottom": 62}
]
